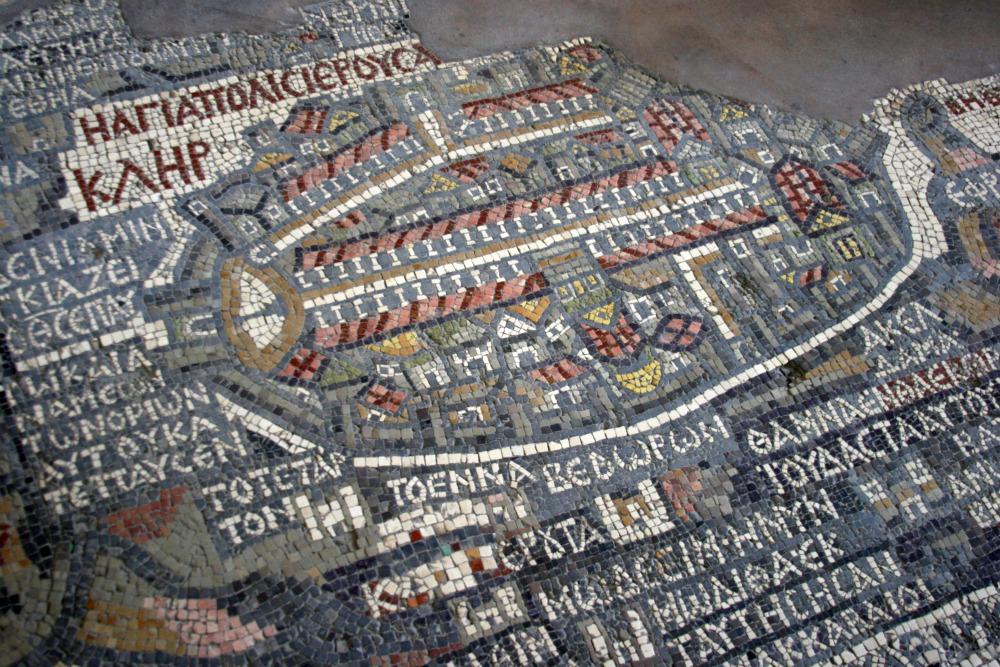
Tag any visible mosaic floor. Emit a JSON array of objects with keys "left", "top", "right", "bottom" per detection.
[{"left": 1, "top": 1, "right": 1000, "bottom": 664}]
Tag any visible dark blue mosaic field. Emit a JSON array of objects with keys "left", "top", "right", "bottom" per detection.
[{"left": 1, "top": 1, "right": 1000, "bottom": 664}]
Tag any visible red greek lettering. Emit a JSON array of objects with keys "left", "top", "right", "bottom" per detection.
[
  {"left": 944, "top": 98, "right": 967, "bottom": 115},
  {"left": 247, "top": 78, "right": 277, "bottom": 108},
  {"left": 187, "top": 141, "right": 210, "bottom": 181},
  {"left": 370, "top": 51, "right": 394, "bottom": 77},
  {"left": 112, "top": 160, "right": 159, "bottom": 205},
  {"left": 133, "top": 102, "right": 159, "bottom": 132},
  {"left": 391, "top": 47, "right": 414, "bottom": 73},
  {"left": 265, "top": 73, "right": 286, "bottom": 101},
  {"left": 191, "top": 90, "right": 218, "bottom": 117},
  {"left": 72, "top": 169, "right": 111, "bottom": 211},
  {"left": 160, "top": 99, "right": 176, "bottom": 127},
  {"left": 78, "top": 113, "right": 110, "bottom": 145},
  {"left": 313, "top": 62, "right": 338, "bottom": 90},
  {"left": 153, "top": 145, "right": 191, "bottom": 189},
  {"left": 332, "top": 58, "right": 352, "bottom": 86},
  {"left": 352, "top": 56, "right": 379, "bottom": 80},
  {"left": 111, "top": 109, "right": 140, "bottom": 138},
  {"left": 280, "top": 71, "right": 305, "bottom": 98},
  {"left": 300, "top": 66, "right": 316, "bottom": 95},
  {"left": 227, "top": 83, "right": 249, "bottom": 111},
  {"left": 174, "top": 97, "right": 203, "bottom": 125},
  {"left": 208, "top": 87, "right": 228, "bottom": 115},
  {"left": 957, "top": 94, "right": 985, "bottom": 111}
]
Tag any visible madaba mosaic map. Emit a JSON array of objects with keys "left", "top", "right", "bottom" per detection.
[{"left": 0, "top": 0, "right": 999, "bottom": 664}]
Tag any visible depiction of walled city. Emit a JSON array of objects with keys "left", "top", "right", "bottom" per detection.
[{"left": 1, "top": 0, "right": 999, "bottom": 665}]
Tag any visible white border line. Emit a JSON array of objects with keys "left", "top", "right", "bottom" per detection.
[{"left": 353, "top": 81, "right": 952, "bottom": 469}]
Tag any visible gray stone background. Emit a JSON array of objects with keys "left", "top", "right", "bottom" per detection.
[{"left": 2, "top": 0, "right": 998, "bottom": 123}]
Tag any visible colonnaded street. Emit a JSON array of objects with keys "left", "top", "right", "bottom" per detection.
[{"left": 1, "top": 1, "right": 1000, "bottom": 665}]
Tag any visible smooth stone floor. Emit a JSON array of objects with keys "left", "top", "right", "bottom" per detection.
[{"left": 1, "top": 0, "right": 998, "bottom": 122}]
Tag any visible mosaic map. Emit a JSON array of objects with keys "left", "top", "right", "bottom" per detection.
[{"left": 1, "top": 0, "right": 1000, "bottom": 664}]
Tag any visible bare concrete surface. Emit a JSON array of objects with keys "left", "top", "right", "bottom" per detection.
[
  {"left": 407, "top": 0, "right": 1000, "bottom": 123},
  {"left": 0, "top": 0, "right": 313, "bottom": 36},
  {"left": 119, "top": 0, "right": 315, "bottom": 38},
  {"left": 0, "top": 0, "right": 997, "bottom": 122}
]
